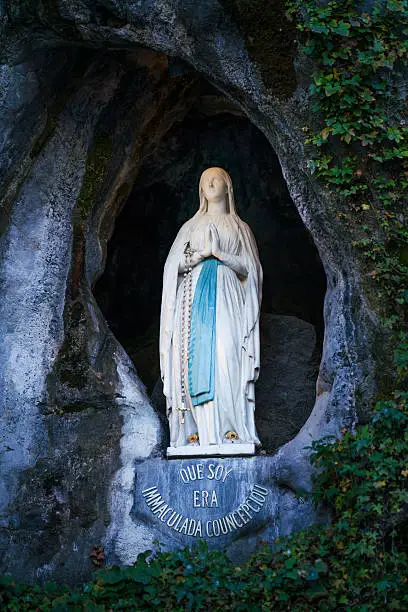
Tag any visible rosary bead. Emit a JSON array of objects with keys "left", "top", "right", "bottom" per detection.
[{"left": 178, "top": 244, "right": 195, "bottom": 420}]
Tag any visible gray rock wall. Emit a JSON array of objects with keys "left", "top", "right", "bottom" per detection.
[
  {"left": 0, "top": 51, "right": 162, "bottom": 583},
  {"left": 256, "top": 314, "right": 319, "bottom": 453},
  {"left": 0, "top": 54, "right": 122, "bottom": 512}
]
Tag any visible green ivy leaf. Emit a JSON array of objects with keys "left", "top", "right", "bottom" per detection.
[
  {"left": 332, "top": 21, "right": 351, "bottom": 36},
  {"left": 310, "top": 21, "right": 329, "bottom": 34}
]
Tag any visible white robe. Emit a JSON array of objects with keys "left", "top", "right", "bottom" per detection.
[{"left": 160, "top": 211, "right": 262, "bottom": 447}]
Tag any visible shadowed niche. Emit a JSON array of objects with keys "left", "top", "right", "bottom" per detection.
[{"left": 95, "top": 79, "right": 326, "bottom": 453}]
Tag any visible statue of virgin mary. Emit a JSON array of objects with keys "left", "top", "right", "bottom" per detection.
[{"left": 160, "top": 167, "right": 262, "bottom": 455}]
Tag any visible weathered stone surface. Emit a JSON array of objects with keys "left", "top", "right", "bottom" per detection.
[
  {"left": 0, "top": 48, "right": 89, "bottom": 235},
  {"left": 0, "top": 0, "right": 390, "bottom": 585},
  {"left": 0, "top": 51, "right": 163, "bottom": 584},
  {"left": 0, "top": 54, "right": 122, "bottom": 521},
  {"left": 1, "top": 405, "right": 122, "bottom": 585}
]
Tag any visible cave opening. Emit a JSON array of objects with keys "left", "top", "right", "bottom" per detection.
[{"left": 94, "top": 64, "right": 326, "bottom": 453}]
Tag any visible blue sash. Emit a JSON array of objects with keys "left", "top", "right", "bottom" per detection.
[{"left": 188, "top": 258, "right": 223, "bottom": 406}]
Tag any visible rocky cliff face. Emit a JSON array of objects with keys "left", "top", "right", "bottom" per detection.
[{"left": 0, "top": 1, "right": 387, "bottom": 584}]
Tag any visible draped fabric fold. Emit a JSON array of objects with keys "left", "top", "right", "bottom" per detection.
[{"left": 188, "top": 258, "right": 223, "bottom": 406}]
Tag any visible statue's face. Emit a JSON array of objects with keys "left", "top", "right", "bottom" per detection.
[{"left": 201, "top": 170, "right": 227, "bottom": 200}]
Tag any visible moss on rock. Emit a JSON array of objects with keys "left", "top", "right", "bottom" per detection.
[
  {"left": 47, "top": 126, "right": 114, "bottom": 405},
  {"left": 76, "top": 131, "right": 113, "bottom": 223},
  {"left": 220, "top": 0, "right": 297, "bottom": 96}
]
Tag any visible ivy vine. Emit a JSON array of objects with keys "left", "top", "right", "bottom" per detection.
[{"left": 287, "top": 0, "right": 408, "bottom": 327}]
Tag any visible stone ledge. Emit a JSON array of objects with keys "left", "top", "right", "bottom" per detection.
[{"left": 167, "top": 443, "right": 255, "bottom": 458}]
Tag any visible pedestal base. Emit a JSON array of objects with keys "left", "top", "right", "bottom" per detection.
[
  {"left": 122, "top": 456, "right": 327, "bottom": 563},
  {"left": 166, "top": 443, "right": 255, "bottom": 458}
]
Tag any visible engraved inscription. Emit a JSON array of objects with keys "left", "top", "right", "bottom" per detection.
[
  {"left": 141, "top": 472, "right": 269, "bottom": 539},
  {"left": 179, "top": 463, "right": 233, "bottom": 484},
  {"left": 193, "top": 490, "right": 219, "bottom": 507}
]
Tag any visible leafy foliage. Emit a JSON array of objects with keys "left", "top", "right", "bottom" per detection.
[
  {"left": 1, "top": 1, "right": 408, "bottom": 609},
  {"left": 287, "top": 0, "right": 408, "bottom": 324},
  {"left": 287, "top": 0, "right": 408, "bottom": 336}
]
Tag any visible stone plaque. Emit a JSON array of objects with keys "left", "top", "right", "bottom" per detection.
[
  {"left": 133, "top": 458, "right": 272, "bottom": 548},
  {"left": 130, "top": 457, "right": 323, "bottom": 556}
]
